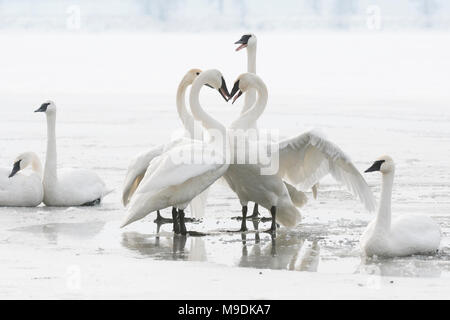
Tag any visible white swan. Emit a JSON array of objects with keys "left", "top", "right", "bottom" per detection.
[
  {"left": 0, "top": 152, "right": 44, "bottom": 207},
  {"left": 35, "top": 101, "right": 111, "bottom": 206},
  {"left": 120, "top": 70, "right": 231, "bottom": 234},
  {"left": 122, "top": 69, "right": 213, "bottom": 222},
  {"left": 361, "top": 155, "right": 441, "bottom": 257},
  {"left": 226, "top": 73, "right": 376, "bottom": 232},
  {"left": 233, "top": 33, "right": 318, "bottom": 219}
]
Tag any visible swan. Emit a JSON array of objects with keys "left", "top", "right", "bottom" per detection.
[
  {"left": 226, "top": 73, "right": 376, "bottom": 232},
  {"left": 35, "top": 101, "right": 111, "bottom": 206},
  {"left": 0, "top": 152, "right": 44, "bottom": 207},
  {"left": 120, "top": 70, "right": 231, "bottom": 235},
  {"left": 122, "top": 69, "right": 215, "bottom": 224},
  {"left": 361, "top": 155, "right": 441, "bottom": 257},
  {"left": 233, "top": 33, "right": 318, "bottom": 219}
]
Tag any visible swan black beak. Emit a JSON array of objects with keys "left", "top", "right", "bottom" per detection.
[
  {"left": 235, "top": 34, "right": 251, "bottom": 51},
  {"left": 34, "top": 102, "right": 49, "bottom": 113},
  {"left": 8, "top": 160, "right": 21, "bottom": 178},
  {"left": 218, "top": 77, "right": 230, "bottom": 102},
  {"left": 365, "top": 160, "right": 385, "bottom": 173},
  {"left": 229, "top": 80, "right": 243, "bottom": 104}
]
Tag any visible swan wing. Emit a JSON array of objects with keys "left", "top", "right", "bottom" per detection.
[
  {"left": 122, "top": 144, "right": 164, "bottom": 206},
  {"left": 122, "top": 142, "right": 229, "bottom": 227},
  {"left": 277, "top": 129, "right": 376, "bottom": 211},
  {"left": 136, "top": 142, "right": 227, "bottom": 196}
]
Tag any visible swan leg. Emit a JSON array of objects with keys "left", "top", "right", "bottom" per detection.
[
  {"left": 246, "top": 203, "right": 260, "bottom": 219},
  {"left": 240, "top": 206, "right": 248, "bottom": 232},
  {"left": 172, "top": 208, "right": 180, "bottom": 234},
  {"left": 154, "top": 210, "right": 174, "bottom": 224},
  {"left": 264, "top": 206, "right": 277, "bottom": 234},
  {"left": 178, "top": 209, "right": 187, "bottom": 235}
]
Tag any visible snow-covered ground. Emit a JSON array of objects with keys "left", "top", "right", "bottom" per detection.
[{"left": 0, "top": 32, "right": 449, "bottom": 299}]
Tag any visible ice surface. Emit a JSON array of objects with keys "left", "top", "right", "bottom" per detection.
[{"left": 0, "top": 32, "right": 449, "bottom": 299}]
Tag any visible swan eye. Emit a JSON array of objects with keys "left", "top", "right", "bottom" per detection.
[{"left": 196, "top": 72, "right": 200, "bottom": 76}]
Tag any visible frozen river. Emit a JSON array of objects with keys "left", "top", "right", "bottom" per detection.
[{"left": 0, "top": 32, "right": 449, "bottom": 299}]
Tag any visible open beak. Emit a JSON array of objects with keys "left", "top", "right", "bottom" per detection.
[
  {"left": 235, "top": 43, "right": 247, "bottom": 52},
  {"left": 235, "top": 35, "right": 250, "bottom": 51},
  {"left": 218, "top": 77, "right": 230, "bottom": 102},
  {"left": 229, "top": 80, "right": 243, "bottom": 104},
  {"left": 8, "top": 161, "right": 21, "bottom": 178}
]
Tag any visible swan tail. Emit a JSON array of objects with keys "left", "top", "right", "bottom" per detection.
[
  {"left": 103, "top": 188, "right": 115, "bottom": 198},
  {"left": 120, "top": 195, "right": 156, "bottom": 228},
  {"left": 284, "top": 182, "right": 308, "bottom": 208},
  {"left": 189, "top": 187, "right": 209, "bottom": 219},
  {"left": 276, "top": 205, "right": 301, "bottom": 228}
]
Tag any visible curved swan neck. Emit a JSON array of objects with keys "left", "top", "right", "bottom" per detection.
[
  {"left": 375, "top": 170, "right": 395, "bottom": 231},
  {"left": 233, "top": 77, "right": 268, "bottom": 129},
  {"left": 44, "top": 112, "right": 58, "bottom": 183},
  {"left": 30, "top": 154, "right": 43, "bottom": 178},
  {"left": 176, "top": 80, "right": 195, "bottom": 136},
  {"left": 189, "top": 77, "right": 226, "bottom": 136},
  {"left": 242, "top": 44, "right": 257, "bottom": 115}
]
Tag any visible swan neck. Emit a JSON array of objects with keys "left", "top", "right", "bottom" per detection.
[
  {"left": 238, "top": 80, "right": 268, "bottom": 128},
  {"left": 189, "top": 80, "right": 226, "bottom": 137},
  {"left": 44, "top": 113, "right": 58, "bottom": 183},
  {"left": 242, "top": 45, "right": 257, "bottom": 115},
  {"left": 375, "top": 170, "right": 394, "bottom": 231},
  {"left": 176, "top": 80, "right": 195, "bottom": 136},
  {"left": 247, "top": 44, "right": 256, "bottom": 74}
]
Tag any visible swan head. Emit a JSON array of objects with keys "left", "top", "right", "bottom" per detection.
[
  {"left": 197, "top": 69, "right": 230, "bottom": 102},
  {"left": 365, "top": 155, "right": 395, "bottom": 174},
  {"left": 8, "top": 152, "right": 36, "bottom": 178},
  {"left": 235, "top": 33, "right": 257, "bottom": 51},
  {"left": 229, "top": 73, "right": 259, "bottom": 104},
  {"left": 35, "top": 100, "right": 56, "bottom": 114},
  {"left": 183, "top": 68, "right": 202, "bottom": 85}
]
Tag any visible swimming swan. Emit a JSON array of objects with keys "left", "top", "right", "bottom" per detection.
[
  {"left": 360, "top": 155, "right": 441, "bottom": 257},
  {"left": 0, "top": 152, "right": 44, "bottom": 207},
  {"left": 226, "top": 73, "right": 376, "bottom": 232},
  {"left": 120, "top": 70, "right": 231, "bottom": 234},
  {"left": 122, "top": 69, "right": 209, "bottom": 221},
  {"left": 35, "top": 101, "right": 111, "bottom": 207}
]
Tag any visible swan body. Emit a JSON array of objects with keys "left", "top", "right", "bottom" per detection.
[
  {"left": 122, "top": 69, "right": 207, "bottom": 219},
  {"left": 35, "top": 100, "right": 111, "bottom": 207},
  {"left": 226, "top": 73, "right": 376, "bottom": 230},
  {"left": 121, "top": 70, "right": 231, "bottom": 232},
  {"left": 0, "top": 152, "right": 44, "bottom": 207},
  {"left": 361, "top": 156, "right": 441, "bottom": 257}
]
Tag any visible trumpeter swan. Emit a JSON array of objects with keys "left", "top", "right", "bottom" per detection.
[
  {"left": 361, "top": 155, "right": 441, "bottom": 257},
  {"left": 227, "top": 73, "right": 376, "bottom": 232},
  {"left": 122, "top": 69, "right": 213, "bottom": 224},
  {"left": 35, "top": 101, "right": 111, "bottom": 207},
  {"left": 233, "top": 33, "right": 318, "bottom": 219},
  {"left": 0, "top": 152, "right": 44, "bottom": 207},
  {"left": 121, "top": 70, "right": 231, "bottom": 234}
]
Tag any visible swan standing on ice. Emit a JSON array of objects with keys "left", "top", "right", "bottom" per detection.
[
  {"left": 0, "top": 152, "right": 44, "bottom": 207},
  {"left": 35, "top": 101, "right": 111, "bottom": 207},
  {"left": 227, "top": 73, "right": 376, "bottom": 232},
  {"left": 122, "top": 69, "right": 208, "bottom": 223},
  {"left": 233, "top": 33, "right": 318, "bottom": 219},
  {"left": 121, "top": 70, "right": 231, "bottom": 234},
  {"left": 361, "top": 156, "right": 441, "bottom": 257}
]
